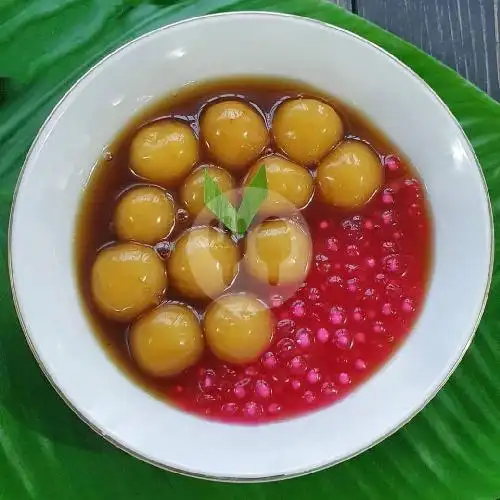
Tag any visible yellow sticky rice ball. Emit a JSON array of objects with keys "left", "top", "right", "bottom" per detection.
[
  {"left": 91, "top": 243, "right": 167, "bottom": 322},
  {"left": 201, "top": 100, "right": 268, "bottom": 172},
  {"left": 244, "top": 155, "right": 313, "bottom": 216},
  {"left": 114, "top": 186, "right": 176, "bottom": 244},
  {"left": 243, "top": 219, "right": 312, "bottom": 286},
  {"left": 317, "top": 140, "right": 383, "bottom": 208},
  {"left": 204, "top": 293, "right": 273, "bottom": 364},
  {"left": 130, "top": 303, "right": 204, "bottom": 377},
  {"left": 180, "top": 165, "right": 236, "bottom": 219},
  {"left": 167, "top": 227, "right": 239, "bottom": 300},
  {"left": 130, "top": 120, "right": 198, "bottom": 187},
  {"left": 273, "top": 98, "right": 343, "bottom": 165}
]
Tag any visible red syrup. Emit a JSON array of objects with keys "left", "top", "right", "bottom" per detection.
[{"left": 165, "top": 155, "right": 432, "bottom": 423}]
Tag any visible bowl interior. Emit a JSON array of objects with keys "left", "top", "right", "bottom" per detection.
[{"left": 9, "top": 13, "right": 492, "bottom": 480}]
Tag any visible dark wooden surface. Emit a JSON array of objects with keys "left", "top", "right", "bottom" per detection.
[{"left": 334, "top": 0, "right": 500, "bottom": 102}]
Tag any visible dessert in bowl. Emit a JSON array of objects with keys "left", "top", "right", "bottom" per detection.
[{"left": 9, "top": 12, "right": 492, "bottom": 481}]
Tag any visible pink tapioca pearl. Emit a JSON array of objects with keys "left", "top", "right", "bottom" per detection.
[
  {"left": 355, "top": 359, "right": 367, "bottom": 371},
  {"left": 255, "top": 380, "right": 272, "bottom": 399},
  {"left": 375, "top": 273, "right": 387, "bottom": 284},
  {"left": 342, "top": 216, "right": 362, "bottom": 233},
  {"left": 296, "top": 328, "right": 312, "bottom": 348},
  {"left": 373, "top": 321, "right": 385, "bottom": 334},
  {"left": 402, "top": 297, "right": 415, "bottom": 313},
  {"left": 347, "top": 278, "right": 359, "bottom": 293},
  {"left": 291, "top": 379, "right": 302, "bottom": 391},
  {"left": 307, "top": 368, "right": 321, "bottom": 384},
  {"left": 277, "top": 319, "right": 296, "bottom": 336},
  {"left": 353, "top": 307, "right": 366, "bottom": 322},
  {"left": 234, "top": 386, "right": 246, "bottom": 399},
  {"left": 308, "top": 287, "right": 320, "bottom": 301},
  {"left": 268, "top": 403, "right": 282, "bottom": 414},
  {"left": 289, "top": 356, "right": 307, "bottom": 374},
  {"left": 339, "top": 372, "right": 351, "bottom": 385},
  {"left": 316, "top": 261, "right": 332, "bottom": 274},
  {"left": 321, "top": 381, "right": 338, "bottom": 396},
  {"left": 174, "top": 384, "right": 184, "bottom": 394},
  {"left": 346, "top": 244, "right": 360, "bottom": 257},
  {"left": 244, "top": 402, "right": 262, "bottom": 418},
  {"left": 202, "top": 375, "right": 214, "bottom": 390},
  {"left": 276, "top": 337, "right": 296, "bottom": 360},
  {"left": 319, "top": 220, "right": 329, "bottom": 229},
  {"left": 382, "top": 241, "right": 397, "bottom": 254},
  {"left": 270, "top": 294, "right": 284, "bottom": 308},
  {"left": 316, "top": 327, "right": 330, "bottom": 343},
  {"left": 354, "top": 332, "right": 366, "bottom": 344},
  {"left": 382, "top": 303, "right": 394, "bottom": 316},
  {"left": 364, "top": 219, "right": 374, "bottom": 230},
  {"left": 336, "top": 335, "right": 350, "bottom": 349},
  {"left": 327, "top": 237, "right": 339, "bottom": 252},
  {"left": 303, "top": 390, "right": 316, "bottom": 404},
  {"left": 262, "top": 352, "right": 277, "bottom": 369},
  {"left": 292, "top": 300, "right": 306, "bottom": 318},
  {"left": 384, "top": 254, "right": 401, "bottom": 273},
  {"left": 382, "top": 189, "right": 395, "bottom": 204},
  {"left": 393, "top": 231, "right": 402, "bottom": 240},
  {"left": 222, "top": 403, "right": 239, "bottom": 415},
  {"left": 335, "top": 329, "right": 351, "bottom": 349},
  {"left": 384, "top": 155, "right": 401, "bottom": 172},
  {"left": 329, "top": 306, "right": 346, "bottom": 325},
  {"left": 345, "top": 263, "right": 359, "bottom": 274},
  {"left": 364, "top": 288, "right": 378, "bottom": 300},
  {"left": 327, "top": 275, "right": 343, "bottom": 288},
  {"left": 386, "top": 280, "right": 403, "bottom": 298},
  {"left": 382, "top": 210, "right": 395, "bottom": 225},
  {"left": 366, "top": 257, "right": 376, "bottom": 268}
]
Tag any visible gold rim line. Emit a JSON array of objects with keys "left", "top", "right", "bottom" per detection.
[{"left": 7, "top": 11, "right": 495, "bottom": 483}]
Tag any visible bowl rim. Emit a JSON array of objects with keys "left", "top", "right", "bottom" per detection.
[{"left": 8, "top": 11, "right": 494, "bottom": 483}]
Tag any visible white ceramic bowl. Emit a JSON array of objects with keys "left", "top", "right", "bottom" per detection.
[{"left": 9, "top": 12, "right": 492, "bottom": 481}]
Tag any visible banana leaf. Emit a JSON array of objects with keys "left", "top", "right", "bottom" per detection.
[{"left": 1, "top": 1, "right": 499, "bottom": 498}]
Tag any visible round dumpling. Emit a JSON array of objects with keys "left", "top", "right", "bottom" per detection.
[
  {"left": 244, "top": 219, "right": 312, "bottom": 286},
  {"left": 130, "top": 120, "right": 198, "bottom": 186},
  {"left": 130, "top": 303, "right": 204, "bottom": 377},
  {"left": 201, "top": 100, "right": 268, "bottom": 171},
  {"left": 180, "top": 164, "right": 236, "bottom": 219},
  {"left": 114, "top": 186, "right": 176, "bottom": 244},
  {"left": 244, "top": 155, "right": 313, "bottom": 216},
  {"left": 167, "top": 227, "right": 239, "bottom": 300},
  {"left": 204, "top": 293, "right": 273, "bottom": 364},
  {"left": 91, "top": 243, "right": 167, "bottom": 322},
  {"left": 273, "top": 98, "right": 343, "bottom": 165},
  {"left": 317, "top": 140, "right": 383, "bottom": 208}
]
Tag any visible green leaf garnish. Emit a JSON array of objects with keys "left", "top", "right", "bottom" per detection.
[
  {"left": 203, "top": 169, "right": 238, "bottom": 232},
  {"left": 203, "top": 165, "right": 268, "bottom": 235},
  {"left": 237, "top": 165, "right": 268, "bottom": 234}
]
